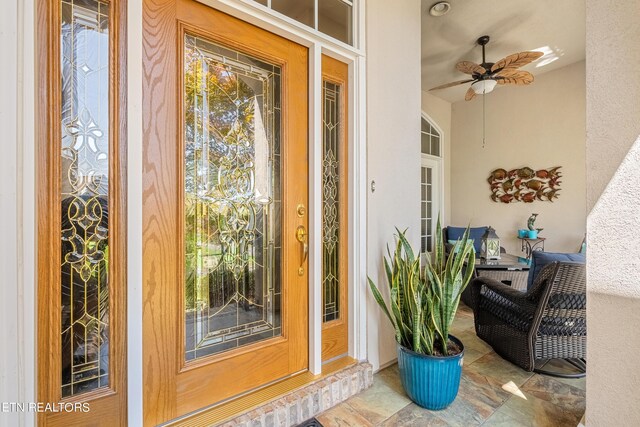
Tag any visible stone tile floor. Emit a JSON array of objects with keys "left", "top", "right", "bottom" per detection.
[{"left": 316, "top": 304, "right": 586, "bottom": 427}]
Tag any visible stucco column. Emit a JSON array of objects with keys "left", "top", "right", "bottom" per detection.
[
  {"left": 366, "top": 0, "right": 422, "bottom": 370},
  {"left": 586, "top": 0, "right": 640, "bottom": 425}
]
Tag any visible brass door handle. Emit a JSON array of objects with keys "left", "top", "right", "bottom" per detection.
[{"left": 296, "top": 225, "right": 308, "bottom": 275}]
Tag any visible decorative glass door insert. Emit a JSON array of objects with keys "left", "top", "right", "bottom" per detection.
[
  {"left": 322, "top": 80, "right": 341, "bottom": 323},
  {"left": 60, "top": 0, "right": 110, "bottom": 398},
  {"left": 183, "top": 34, "right": 282, "bottom": 361}
]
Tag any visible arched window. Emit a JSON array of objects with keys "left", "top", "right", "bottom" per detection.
[{"left": 421, "top": 116, "right": 441, "bottom": 157}]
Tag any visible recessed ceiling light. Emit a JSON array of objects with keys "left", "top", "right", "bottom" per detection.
[{"left": 429, "top": 1, "right": 451, "bottom": 17}]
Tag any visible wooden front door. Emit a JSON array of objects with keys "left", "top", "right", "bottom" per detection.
[{"left": 142, "top": 1, "right": 309, "bottom": 424}]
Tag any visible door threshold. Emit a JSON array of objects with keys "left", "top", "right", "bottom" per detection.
[{"left": 165, "top": 357, "right": 369, "bottom": 426}]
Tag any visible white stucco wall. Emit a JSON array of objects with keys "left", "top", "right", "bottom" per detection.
[
  {"left": 449, "top": 62, "right": 586, "bottom": 255},
  {"left": 366, "top": 0, "right": 422, "bottom": 370},
  {"left": 586, "top": 0, "right": 640, "bottom": 425},
  {"left": 421, "top": 91, "right": 452, "bottom": 225}
]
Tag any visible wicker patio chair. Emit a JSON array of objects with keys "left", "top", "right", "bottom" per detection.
[{"left": 471, "top": 261, "right": 586, "bottom": 378}]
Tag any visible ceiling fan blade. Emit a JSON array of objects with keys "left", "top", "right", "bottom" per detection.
[
  {"left": 429, "top": 79, "right": 475, "bottom": 91},
  {"left": 465, "top": 87, "right": 476, "bottom": 101},
  {"left": 490, "top": 51, "right": 544, "bottom": 73},
  {"left": 496, "top": 70, "right": 534, "bottom": 85},
  {"left": 494, "top": 68, "right": 526, "bottom": 78},
  {"left": 456, "top": 61, "right": 487, "bottom": 75}
]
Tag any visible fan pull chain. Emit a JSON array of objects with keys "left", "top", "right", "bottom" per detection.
[{"left": 482, "top": 88, "right": 486, "bottom": 148}]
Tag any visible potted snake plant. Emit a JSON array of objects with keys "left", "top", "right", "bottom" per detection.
[{"left": 368, "top": 219, "right": 475, "bottom": 410}]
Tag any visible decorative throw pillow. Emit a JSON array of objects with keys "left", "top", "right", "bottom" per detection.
[
  {"left": 527, "top": 251, "right": 586, "bottom": 289},
  {"left": 446, "top": 226, "right": 487, "bottom": 253}
]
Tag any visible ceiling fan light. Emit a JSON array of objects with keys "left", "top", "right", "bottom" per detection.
[{"left": 472, "top": 79, "right": 497, "bottom": 95}]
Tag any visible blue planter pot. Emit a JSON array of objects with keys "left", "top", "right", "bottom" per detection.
[{"left": 397, "top": 335, "right": 464, "bottom": 410}]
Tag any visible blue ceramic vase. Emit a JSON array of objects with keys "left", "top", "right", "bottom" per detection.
[{"left": 396, "top": 335, "right": 464, "bottom": 410}]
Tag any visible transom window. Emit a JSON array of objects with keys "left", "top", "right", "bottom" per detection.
[{"left": 251, "top": 0, "right": 354, "bottom": 45}]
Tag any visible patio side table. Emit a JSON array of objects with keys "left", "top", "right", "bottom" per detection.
[{"left": 518, "top": 236, "right": 546, "bottom": 260}]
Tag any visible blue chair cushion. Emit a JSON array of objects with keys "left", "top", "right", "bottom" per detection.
[
  {"left": 446, "top": 226, "right": 487, "bottom": 253},
  {"left": 527, "top": 251, "right": 586, "bottom": 289}
]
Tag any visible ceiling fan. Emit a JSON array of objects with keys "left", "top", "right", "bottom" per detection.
[{"left": 429, "top": 35, "right": 543, "bottom": 101}]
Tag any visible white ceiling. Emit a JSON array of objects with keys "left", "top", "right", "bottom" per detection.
[{"left": 422, "top": 0, "right": 585, "bottom": 103}]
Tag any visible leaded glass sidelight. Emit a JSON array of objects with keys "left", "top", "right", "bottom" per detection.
[
  {"left": 183, "top": 34, "right": 282, "bottom": 361},
  {"left": 322, "top": 81, "right": 342, "bottom": 323},
  {"left": 60, "top": 0, "right": 111, "bottom": 397}
]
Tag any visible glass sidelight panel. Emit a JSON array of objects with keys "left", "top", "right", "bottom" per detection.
[
  {"left": 322, "top": 81, "right": 342, "bottom": 323},
  {"left": 421, "top": 167, "right": 434, "bottom": 253},
  {"left": 183, "top": 35, "right": 282, "bottom": 361},
  {"left": 60, "top": 0, "right": 110, "bottom": 397}
]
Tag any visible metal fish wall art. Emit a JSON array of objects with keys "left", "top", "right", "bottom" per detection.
[{"left": 488, "top": 166, "right": 561, "bottom": 203}]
